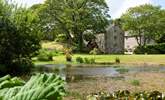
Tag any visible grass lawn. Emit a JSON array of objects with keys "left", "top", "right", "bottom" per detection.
[{"left": 34, "top": 54, "right": 165, "bottom": 66}]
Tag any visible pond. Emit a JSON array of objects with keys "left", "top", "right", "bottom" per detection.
[{"left": 33, "top": 64, "right": 165, "bottom": 82}]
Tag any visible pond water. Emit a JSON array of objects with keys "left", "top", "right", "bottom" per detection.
[{"left": 33, "top": 64, "right": 165, "bottom": 82}]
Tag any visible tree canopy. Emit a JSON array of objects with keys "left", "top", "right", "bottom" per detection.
[
  {"left": 31, "top": 0, "right": 110, "bottom": 51},
  {"left": 121, "top": 4, "right": 165, "bottom": 46}
]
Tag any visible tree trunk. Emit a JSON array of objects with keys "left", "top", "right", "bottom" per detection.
[
  {"left": 78, "top": 32, "right": 83, "bottom": 52},
  {"left": 135, "top": 36, "right": 141, "bottom": 46}
]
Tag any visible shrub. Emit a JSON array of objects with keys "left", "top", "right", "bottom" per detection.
[
  {"left": 134, "top": 43, "right": 165, "bottom": 54},
  {"left": 90, "top": 58, "right": 95, "bottom": 64},
  {"left": 37, "top": 54, "right": 53, "bottom": 61},
  {"left": 64, "top": 48, "right": 72, "bottom": 62},
  {"left": 84, "top": 57, "right": 95, "bottom": 64},
  {"left": 10, "top": 58, "right": 34, "bottom": 75},
  {"left": 0, "top": 65, "right": 7, "bottom": 76},
  {"left": 37, "top": 49, "right": 53, "bottom": 61},
  {"left": 76, "top": 57, "right": 84, "bottom": 63},
  {"left": 84, "top": 58, "right": 90, "bottom": 64},
  {"left": 0, "top": 4, "right": 41, "bottom": 75},
  {"left": 66, "top": 54, "right": 72, "bottom": 62},
  {"left": 115, "top": 57, "right": 120, "bottom": 63},
  {"left": 0, "top": 58, "right": 34, "bottom": 76},
  {"left": 89, "top": 48, "right": 100, "bottom": 55}
]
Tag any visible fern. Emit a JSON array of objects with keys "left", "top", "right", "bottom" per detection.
[{"left": 0, "top": 74, "right": 65, "bottom": 100}]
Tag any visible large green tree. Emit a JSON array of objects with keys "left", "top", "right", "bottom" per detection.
[
  {"left": 0, "top": 0, "right": 42, "bottom": 75},
  {"left": 31, "top": 0, "right": 110, "bottom": 51},
  {"left": 121, "top": 4, "right": 165, "bottom": 46}
]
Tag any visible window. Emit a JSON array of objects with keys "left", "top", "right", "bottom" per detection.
[{"left": 114, "top": 36, "right": 117, "bottom": 39}]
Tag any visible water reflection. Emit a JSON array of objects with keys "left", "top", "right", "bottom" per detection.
[{"left": 34, "top": 64, "right": 165, "bottom": 82}]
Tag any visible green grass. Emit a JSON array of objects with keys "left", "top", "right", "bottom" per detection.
[{"left": 34, "top": 54, "right": 165, "bottom": 65}]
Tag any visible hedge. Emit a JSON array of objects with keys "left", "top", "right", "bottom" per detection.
[{"left": 134, "top": 43, "right": 165, "bottom": 54}]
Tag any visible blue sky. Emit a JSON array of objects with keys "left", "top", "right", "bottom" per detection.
[{"left": 13, "top": 0, "right": 165, "bottom": 19}]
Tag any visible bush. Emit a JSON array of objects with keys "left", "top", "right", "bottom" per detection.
[
  {"left": 0, "top": 58, "right": 33, "bottom": 76},
  {"left": 84, "top": 58, "right": 90, "bottom": 64},
  {"left": 84, "top": 57, "right": 95, "bottom": 64},
  {"left": 76, "top": 57, "right": 84, "bottom": 63},
  {"left": 0, "top": 65, "right": 7, "bottom": 76},
  {"left": 37, "top": 54, "right": 53, "bottom": 61},
  {"left": 66, "top": 54, "right": 72, "bottom": 62},
  {"left": 115, "top": 57, "right": 120, "bottom": 63},
  {"left": 90, "top": 58, "right": 95, "bottom": 64},
  {"left": 134, "top": 43, "right": 165, "bottom": 54},
  {"left": 89, "top": 48, "right": 100, "bottom": 55},
  {"left": 64, "top": 48, "right": 72, "bottom": 62},
  {"left": 37, "top": 49, "right": 53, "bottom": 61},
  {"left": 0, "top": 4, "right": 41, "bottom": 75},
  {"left": 10, "top": 58, "right": 34, "bottom": 75}
]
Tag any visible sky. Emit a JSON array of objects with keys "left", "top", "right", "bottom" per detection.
[{"left": 13, "top": 0, "right": 165, "bottom": 19}]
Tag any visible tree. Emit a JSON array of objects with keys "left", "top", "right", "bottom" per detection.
[
  {"left": 0, "top": 0, "right": 42, "bottom": 75},
  {"left": 155, "top": 9, "right": 165, "bottom": 43},
  {"left": 121, "top": 4, "right": 165, "bottom": 46},
  {"left": 31, "top": 0, "right": 110, "bottom": 52}
]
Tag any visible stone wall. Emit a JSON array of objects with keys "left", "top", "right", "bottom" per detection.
[
  {"left": 105, "top": 24, "right": 124, "bottom": 54},
  {"left": 95, "top": 34, "right": 105, "bottom": 53}
]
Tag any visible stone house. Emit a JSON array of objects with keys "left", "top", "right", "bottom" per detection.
[
  {"left": 95, "top": 25, "right": 155, "bottom": 54},
  {"left": 96, "top": 24, "right": 125, "bottom": 54}
]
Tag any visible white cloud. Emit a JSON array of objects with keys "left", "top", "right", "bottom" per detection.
[
  {"left": 12, "top": 0, "right": 44, "bottom": 7},
  {"left": 107, "top": 0, "right": 153, "bottom": 19}
]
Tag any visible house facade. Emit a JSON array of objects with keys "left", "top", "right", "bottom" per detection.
[
  {"left": 96, "top": 24, "right": 125, "bottom": 54},
  {"left": 95, "top": 25, "right": 155, "bottom": 54}
]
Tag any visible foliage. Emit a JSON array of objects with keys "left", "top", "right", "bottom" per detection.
[
  {"left": 156, "top": 34, "right": 165, "bottom": 43},
  {"left": 134, "top": 43, "right": 165, "bottom": 54},
  {"left": 37, "top": 48, "right": 64, "bottom": 61},
  {"left": 76, "top": 56, "right": 95, "bottom": 64},
  {"left": 76, "top": 57, "right": 84, "bottom": 63},
  {"left": 84, "top": 58, "right": 95, "bottom": 64},
  {"left": 121, "top": 4, "right": 165, "bottom": 46},
  {"left": 89, "top": 48, "right": 100, "bottom": 55},
  {"left": 131, "top": 79, "right": 140, "bottom": 86},
  {"left": 0, "top": 74, "right": 65, "bottom": 100},
  {"left": 10, "top": 58, "right": 34, "bottom": 75},
  {"left": 0, "top": 0, "right": 42, "bottom": 75},
  {"left": 31, "top": 0, "right": 110, "bottom": 51},
  {"left": 115, "top": 57, "right": 120, "bottom": 63},
  {"left": 0, "top": 65, "right": 7, "bottom": 76},
  {"left": 87, "top": 90, "right": 164, "bottom": 100},
  {"left": 83, "top": 31, "right": 96, "bottom": 42},
  {"left": 55, "top": 34, "right": 68, "bottom": 43},
  {"left": 37, "top": 49, "right": 53, "bottom": 61},
  {"left": 64, "top": 48, "right": 72, "bottom": 62},
  {"left": 0, "top": 75, "right": 25, "bottom": 89}
]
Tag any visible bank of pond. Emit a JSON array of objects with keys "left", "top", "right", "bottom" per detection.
[{"left": 0, "top": 64, "right": 165, "bottom": 100}]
